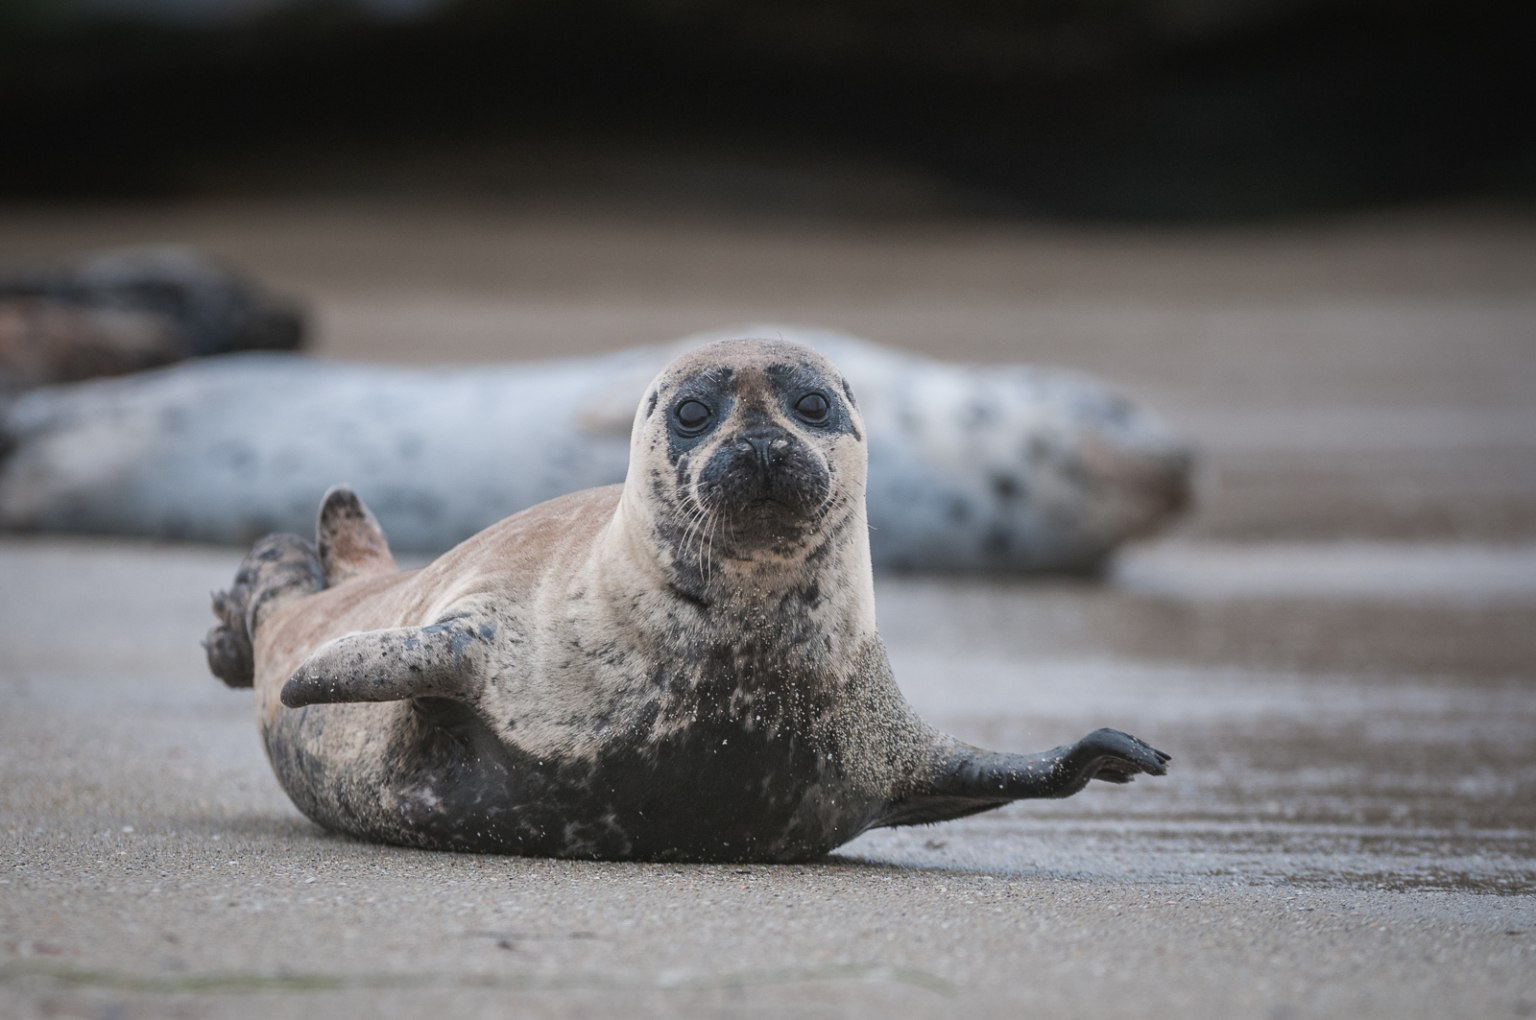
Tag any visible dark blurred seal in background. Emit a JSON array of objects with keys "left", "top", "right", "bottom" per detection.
[{"left": 0, "top": 247, "right": 305, "bottom": 395}]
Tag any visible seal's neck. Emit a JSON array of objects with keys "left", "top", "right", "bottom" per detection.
[{"left": 597, "top": 483, "right": 878, "bottom": 671}]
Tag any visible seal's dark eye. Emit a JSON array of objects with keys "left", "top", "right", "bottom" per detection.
[
  {"left": 795, "top": 393, "right": 830, "bottom": 422},
  {"left": 675, "top": 400, "right": 711, "bottom": 431}
]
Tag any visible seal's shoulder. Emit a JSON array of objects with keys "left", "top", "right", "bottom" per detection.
[
  {"left": 459, "top": 483, "right": 621, "bottom": 556},
  {"left": 405, "top": 483, "right": 623, "bottom": 591}
]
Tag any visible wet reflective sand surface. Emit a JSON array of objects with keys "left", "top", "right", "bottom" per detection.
[
  {"left": 857, "top": 563, "right": 1536, "bottom": 893},
  {"left": 1, "top": 205, "right": 1534, "bottom": 1017},
  {"left": 1, "top": 537, "right": 1531, "bottom": 1019}
]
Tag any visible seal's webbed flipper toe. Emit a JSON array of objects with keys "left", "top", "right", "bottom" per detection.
[
  {"left": 317, "top": 485, "right": 397, "bottom": 588},
  {"left": 205, "top": 589, "right": 254, "bottom": 688},
  {"left": 279, "top": 615, "right": 496, "bottom": 708},
  {"left": 205, "top": 533, "right": 322, "bottom": 688},
  {"left": 1074, "top": 728, "right": 1170, "bottom": 786}
]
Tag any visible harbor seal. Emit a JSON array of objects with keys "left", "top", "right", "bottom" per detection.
[{"left": 206, "top": 338, "right": 1169, "bottom": 861}]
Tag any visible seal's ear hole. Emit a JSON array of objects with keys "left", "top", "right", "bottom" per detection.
[
  {"left": 676, "top": 400, "right": 711, "bottom": 431},
  {"left": 795, "top": 392, "right": 830, "bottom": 423}
]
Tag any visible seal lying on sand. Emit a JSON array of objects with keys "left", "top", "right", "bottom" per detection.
[{"left": 206, "top": 338, "right": 1169, "bottom": 861}]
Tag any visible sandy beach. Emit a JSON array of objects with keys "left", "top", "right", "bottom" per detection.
[{"left": 1, "top": 199, "right": 1532, "bottom": 1018}]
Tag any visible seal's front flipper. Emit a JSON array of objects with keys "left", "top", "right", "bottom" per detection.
[
  {"left": 879, "top": 728, "right": 1170, "bottom": 827},
  {"left": 1054, "top": 728, "right": 1170, "bottom": 788},
  {"left": 279, "top": 615, "right": 497, "bottom": 708},
  {"left": 317, "top": 485, "right": 397, "bottom": 588}
]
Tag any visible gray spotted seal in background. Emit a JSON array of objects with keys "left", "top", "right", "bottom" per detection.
[
  {"left": 206, "top": 338, "right": 1170, "bottom": 861},
  {"left": 0, "top": 325, "right": 1190, "bottom": 572}
]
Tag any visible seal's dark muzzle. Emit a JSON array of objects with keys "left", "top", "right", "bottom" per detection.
[{"left": 699, "top": 425, "right": 831, "bottom": 521}]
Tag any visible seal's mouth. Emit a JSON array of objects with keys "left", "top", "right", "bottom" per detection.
[
  {"left": 704, "top": 491, "right": 828, "bottom": 534},
  {"left": 749, "top": 496, "right": 793, "bottom": 508},
  {"left": 731, "top": 495, "right": 807, "bottom": 522}
]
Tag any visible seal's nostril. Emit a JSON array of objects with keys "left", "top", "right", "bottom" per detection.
[
  {"left": 770, "top": 439, "right": 788, "bottom": 450},
  {"left": 741, "top": 436, "right": 774, "bottom": 462}
]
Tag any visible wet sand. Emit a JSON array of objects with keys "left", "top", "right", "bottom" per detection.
[
  {"left": 1, "top": 537, "right": 1531, "bottom": 1018},
  {"left": 1, "top": 200, "right": 1533, "bottom": 1017}
]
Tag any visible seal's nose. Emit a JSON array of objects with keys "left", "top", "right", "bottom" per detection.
[
  {"left": 737, "top": 430, "right": 790, "bottom": 471},
  {"left": 739, "top": 435, "right": 769, "bottom": 465}
]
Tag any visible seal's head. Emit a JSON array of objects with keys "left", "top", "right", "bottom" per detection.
[{"left": 626, "top": 338, "right": 867, "bottom": 572}]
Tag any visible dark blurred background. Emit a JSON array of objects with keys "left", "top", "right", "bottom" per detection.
[
  {"left": 3, "top": 0, "right": 1533, "bottom": 219},
  {"left": 3, "top": 0, "right": 1535, "bottom": 548}
]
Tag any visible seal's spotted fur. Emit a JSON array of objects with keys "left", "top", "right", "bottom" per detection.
[{"left": 206, "top": 339, "right": 1169, "bottom": 861}]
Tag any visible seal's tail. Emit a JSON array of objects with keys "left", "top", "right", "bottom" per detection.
[{"left": 205, "top": 533, "right": 323, "bottom": 688}]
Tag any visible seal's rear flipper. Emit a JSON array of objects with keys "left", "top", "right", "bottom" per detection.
[
  {"left": 317, "top": 485, "right": 397, "bottom": 588},
  {"left": 205, "top": 589, "right": 254, "bottom": 688},
  {"left": 206, "top": 533, "right": 323, "bottom": 688},
  {"left": 279, "top": 614, "right": 496, "bottom": 708}
]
